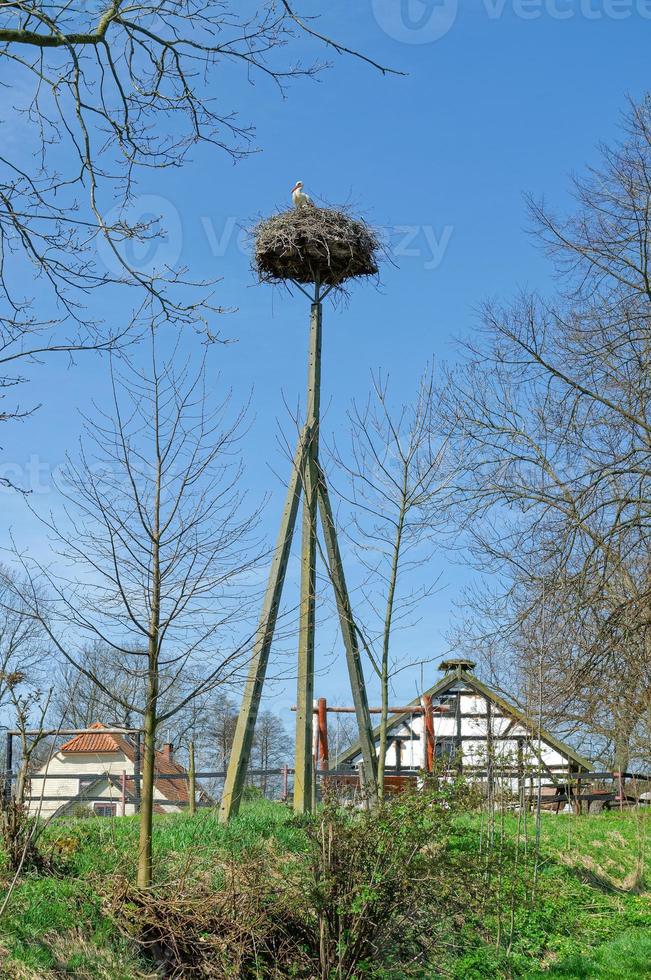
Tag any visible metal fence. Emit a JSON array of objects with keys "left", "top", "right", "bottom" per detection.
[
  {"left": 1, "top": 727, "right": 649, "bottom": 818},
  {"left": 0, "top": 727, "right": 297, "bottom": 817}
]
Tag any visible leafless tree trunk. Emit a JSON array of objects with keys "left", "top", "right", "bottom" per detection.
[
  {"left": 331, "top": 367, "right": 454, "bottom": 797},
  {"left": 440, "top": 94, "right": 651, "bottom": 771},
  {"left": 7, "top": 328, "right": 261, "bottom": 886}
]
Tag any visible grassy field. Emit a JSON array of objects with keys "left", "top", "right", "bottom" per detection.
[{"left": 0, "top": 802, "right": 649, "bottom": 978}]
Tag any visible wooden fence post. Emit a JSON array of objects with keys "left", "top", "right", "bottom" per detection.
[
  {"left": 3, "top": 732, "right": 12, "bottom": 807},
  {"left": 188, "top": 741, "right": 196, "bottom": 816},
  {"left": 616, "top": 770, "right": 624, "bottom": 810},
  {"left": 133, "top": 732, "right": 141, "bottom": 814},
  {"left": 281, "top": 763, "right": 289, "bottom": 802}
]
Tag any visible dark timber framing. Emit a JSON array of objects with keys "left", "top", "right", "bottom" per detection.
[{"left": 333, "top": 663, "right": 592, "bottom": 774}]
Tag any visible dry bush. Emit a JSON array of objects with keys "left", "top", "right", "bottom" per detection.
[
  {"left": 108, "top": 784, "right": 481, "bottom": 979},
  {"left": 108, "top": 852, "right": 314, "bottom": 978},
  {"left": 0, "top": 800, "right": 51, "bottom": 875}
]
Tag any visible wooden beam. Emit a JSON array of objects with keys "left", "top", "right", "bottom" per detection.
[
  {"left": 291, "top": 704, "right": 447, "bottom": 715},
  {"left": 218, "top": 434, "right": 304, "bottom": 823},
  {"left": 294, "top": 300, "right": 322, "bottom": 815},
  {"left": 316, "top": 462, "right": 378, "bottom": 801}
]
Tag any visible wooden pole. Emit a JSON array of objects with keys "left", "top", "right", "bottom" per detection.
[
  {"left": 218, "top": 436, "right": 305, "bottom": 824},
  {"left": 133, "top": 732, "right": 141, "bottom": 814},
  {"left": 316, "top": 463, "right": 379, "bottom": 800},
  {"left": 188, "top": 741, "right": 196, "bottom": 816},
  {"left": 421, "top": 694, "right": 435, "bottom": 773},
  {"left": 317, "top": 698, "right": 329, "bottom": 770},
  {"left": 120, "top": 770, "right": 126, "bottom": 817},
  {"left": 294, "top": 297, "right": 322, "bottom": 814},
  {"left": 311, "top": 699, "right": 319, "bottom": 810},
  {"left": 281, "top": 762, "right": 289, "bottom": 802},
  {"left": 3, "top": 732, "right": 12, "bottom": 806}
]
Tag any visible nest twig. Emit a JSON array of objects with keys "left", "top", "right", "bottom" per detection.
[{"left": 253, "top": 206, "right": 380, "bottom": 290}]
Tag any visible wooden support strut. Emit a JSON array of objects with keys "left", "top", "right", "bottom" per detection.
[
  {"left": 218, "top": 434, "right": 305, "bottom": 823},
  {"left": 316, "top": 461, "right": 379, "bottom": 799},
  {"left": 294, "top": 300, "right": 322, "bottom": 814}
]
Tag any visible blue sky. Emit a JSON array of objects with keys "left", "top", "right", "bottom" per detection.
[{"left": 2, "top": 2, "right": 650, "bottom": 721}]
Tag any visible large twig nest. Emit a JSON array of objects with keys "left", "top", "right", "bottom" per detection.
[{"left": 253, "top": 207, "right": 380, "bottom": 288}]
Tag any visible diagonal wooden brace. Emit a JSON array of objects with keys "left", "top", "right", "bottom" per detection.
[
  {"left": 316, "top": 463, "right": 379, "bottom": 801},
  {"left": 218, "top": 434, "right": 306, "bottom": 823}
]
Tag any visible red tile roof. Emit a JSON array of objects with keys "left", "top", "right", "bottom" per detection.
[{"left": 60, "top": 722, "right": 125, "bottom": 754}]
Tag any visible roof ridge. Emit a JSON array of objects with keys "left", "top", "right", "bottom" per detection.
[{"left": 333, "top": 670, "right": 592, "bottom": 771}]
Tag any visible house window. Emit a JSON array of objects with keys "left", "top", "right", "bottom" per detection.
[
  {"left": 435, "top": 738, "right": 457, "bottom": 760},
  {"left": 437, "top": 694, "right": 458, "bottom": 709},
  {"left": 94, "top": 803, "right": 116, "bottom": 817}
]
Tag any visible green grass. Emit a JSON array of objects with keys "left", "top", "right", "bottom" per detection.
[
  {"left": 1, "top": 799, "right": 302, "bottom": 978},
  {"left": 0, "top": 802, "right": 649, "bottom": 978},
  {"left": 496, "top": 810, "right": 650, "bottom": 980}
]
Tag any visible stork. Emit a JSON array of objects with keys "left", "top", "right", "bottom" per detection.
[{"left": 291, "top": 180, "right": 312, "bottom": 208}]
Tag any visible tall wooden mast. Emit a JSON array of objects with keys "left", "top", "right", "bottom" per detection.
[{"left": 219, "top": 213, "right": 380, "bottom": 823}]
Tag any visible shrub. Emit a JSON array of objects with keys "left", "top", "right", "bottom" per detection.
[
  {"left": 108, "top": 779, "right": 484, "bottom": 978},
  {"left": 0, "top": 800, "right": 50, "bottom": 875}
]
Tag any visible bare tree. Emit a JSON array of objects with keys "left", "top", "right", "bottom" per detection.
[
  {"left": 8, "top": 329, "right": 261, "bottom": 886},
  {"left": 441, "top": 93, "right": 651, "bottom": 767},
  {"left": 331, "top": 368, "right": 452, "bottom": 796},
  {"left": 0, "top": 567, "right": 46, "bottom": 715},
  {"left": 6, "top": 683, "right": 53, "bottom": 806},
  {"left": 49, "top": 642, "right": 142, "bottom": 730},
  {"left": 250, "top": 708, "right": 291, "bottom": 795},
  {"left": 0, "top": 3, "right": 394, "bottom": 430},
  {"left": 455, "top": 570, "right": 651, "bottom": 773}
]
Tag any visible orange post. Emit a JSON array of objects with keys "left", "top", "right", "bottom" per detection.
[
  {"left": 317, "top": 697, "right": 329, "bottom": 771},
  {"left": 421, "top": 694, "right": 435, "bottom": 773}
]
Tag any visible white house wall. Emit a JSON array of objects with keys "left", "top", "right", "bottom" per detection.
[
  {"left": 27, "top": 750, "right": 137, "bottom": 819},
  {"left": 347, "top": 685, "right": 581, "bottom": 781}
]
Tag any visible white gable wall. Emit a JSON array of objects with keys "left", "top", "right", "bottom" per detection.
[
  {"left": 27, "top": 750, "right": 136, "bottom": 819},
  {"left": 346, "top": 682, "right": 583, "bottom": 789}
]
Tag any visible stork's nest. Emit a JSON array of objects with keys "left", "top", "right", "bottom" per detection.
[{"left": 253, "top": 207, "right": 380, "bottom": 288}]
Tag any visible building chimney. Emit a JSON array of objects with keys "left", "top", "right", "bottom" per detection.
[{"left": 161, "top": 742, "right": 174, "bottom": 762}]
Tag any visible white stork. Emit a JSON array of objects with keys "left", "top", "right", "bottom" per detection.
[{"left": 291, "top": 180, "right": 312, "bottom": 208}]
